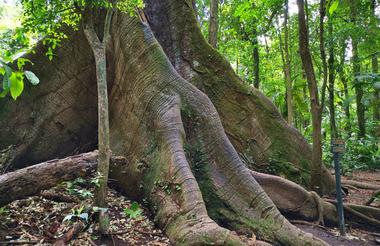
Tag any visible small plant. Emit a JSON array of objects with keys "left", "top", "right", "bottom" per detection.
[
  {"left": 77, "top": 189, "right": 92, "bottom": 199},
  {"left": 63, "top": 206, "right": 89, "bottom": 222},
  {"left": 65, "top": 178, "right": 93, "bottom": 199},
  {"left": 123, "top": 202, "right": 142, "bottom": 219},
  {"left": 91, "top": 172, "right": 103, "bottom": 188},
  {"left": 0, "top": 206, "right": 8, "bottom": 216}
]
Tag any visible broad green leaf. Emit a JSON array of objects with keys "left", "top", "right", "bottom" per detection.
[
  {"left": 329, "top": 0, "right": 339, "bottom": 15},
  {"left": 9, "top": 72, "right": 24, "bottom": 100},
  {"left": 24, "top": 70, "right": 39, "bottom": 85}
]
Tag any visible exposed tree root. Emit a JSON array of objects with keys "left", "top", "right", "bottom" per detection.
[
  {"left": 251, "top": 171, "right": 380, "bottom": 232},
  {"left": 342, "top": 180, "right": 380, "bottom": 190},
  {"left": 366, "top": 189, "right": 380, "bottom": 206}
]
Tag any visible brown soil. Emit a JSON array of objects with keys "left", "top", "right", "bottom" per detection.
[{"left": 343, "top": 171, "right": 380, "bottom": 207}]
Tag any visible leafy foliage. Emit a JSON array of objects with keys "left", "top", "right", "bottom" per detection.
[
  {"left": 123, "top": 201, "right": 142, "bottom": 219},
  {"left": 195, "top": 0, "right": 379, "bottom": 171}
]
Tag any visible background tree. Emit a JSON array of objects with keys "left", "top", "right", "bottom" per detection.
[
  {"left": 209, "top": 0, "right": 219, "bottom": 48},
  {"left": 297, "top": 0, "right": 323, "bottom": 194}
]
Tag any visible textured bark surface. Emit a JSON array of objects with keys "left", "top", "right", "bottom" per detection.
[
  {"left": 0, "top": 0, "right": 345, "bottom": 244},
  {"left": 145, "top": 0, "right": 335, "bottom": 194}
]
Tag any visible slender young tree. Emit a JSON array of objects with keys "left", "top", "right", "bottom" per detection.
[
  {"left": 83, "top": 8, "right": 112, "bottom": 209},
  {"left": 252, "top": 27, "right": 260, "bottom": 89},
  {"left": 297, "top": 0, "right": 323, "bottom": 194},
  {"left": 208, "top": 0, "right": 219, "bottom": 48}
]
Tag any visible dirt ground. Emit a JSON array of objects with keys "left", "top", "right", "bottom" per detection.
[{"left": 0, "top": 171, "right": 378, "bottom": 245}]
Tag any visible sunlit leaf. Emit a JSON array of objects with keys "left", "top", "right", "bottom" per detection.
[
  {"left": 329, "top": 0, "right": 339, "bottom": 15},
  {"left": 9, "top": 72, "right": 24, "bottom": 100}
]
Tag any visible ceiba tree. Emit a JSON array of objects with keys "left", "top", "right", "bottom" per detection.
[{"left": 1, "top": 0, "right": 379, "bottom": 245}]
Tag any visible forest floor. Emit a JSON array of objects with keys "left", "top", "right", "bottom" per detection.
[{"left": 0, "top": 171, "right": 378, "bottom": 245}]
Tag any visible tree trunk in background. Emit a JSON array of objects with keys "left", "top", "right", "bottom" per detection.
[
  {"left": 328, "top": 17, "right": 337, "bottom": 139},
  {"left": 373, "top": 56, "right": 379, "bottom": 121},
  {"left": 319, "top": 0, "right": 327, "bottom": 110},
  {"left": 252, "top": 27, "right": 260, "bottom": 89},
  {"left": 338, "top": 39, "right": 351, "bottom": 137},
  {"left": 192, "top": 0, "right": 198, "bottom": 20},
  {"left": 371, "top": 0, "right": 379, "bottom": 122},
  {"left": 284, "top": 0, "right": 294, "bottom": 125},
  {"left": 350, "top": 0, "right": 365, "bottom": 139},
  {"left": 208, "top": 0, "right": 219, "bottom": 48},
  {"left": 297, "top": 0, "right": 323, "bottom": 195}
]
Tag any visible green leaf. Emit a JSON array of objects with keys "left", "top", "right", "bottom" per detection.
[
  {"left": 130, "top": 201, "right": 139, "bottom": 211},
  {"left": 9, "top": 72, "right": 24, "bottom": 100},
  {"left": 329, "top": 0, "right": 339, "bottom": 15},
  {"left": 0, "top": 88, "right": 9, "bottom": 98},
  {"left": 24, "top": 70, "right": 39, "bottom": 85},
  {"left": 17, "top": 58, "right": 32, "bottom": 70}
]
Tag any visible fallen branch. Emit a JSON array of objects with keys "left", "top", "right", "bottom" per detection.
[
  {"left": 40, "top": 191, "right": 79, "bottom": 203},
  {"left": 0, "top": 151, "right": 127, "bottom": 206},
  {"left": 342, "top": 180, "right": 380, "bottom": 190},
  {"left": 0, "top": 240, "right": 38, "bottom": 245}
]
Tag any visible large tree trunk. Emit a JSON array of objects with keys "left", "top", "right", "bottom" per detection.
[{"left": 0, "top": 1, "right": 341, "bottom": 244}]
